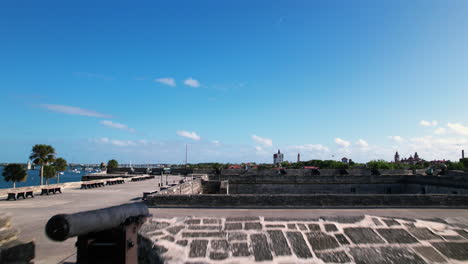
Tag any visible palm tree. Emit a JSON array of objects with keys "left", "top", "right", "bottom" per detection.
[
  {"left": 54, "top": 158, "right": 67, "bottom": 184},
  {"left": 2, "top": 164, "right": 28, "bottom": 188},
  {"left": 30, "top": 144, "right": 56, "bottom": 186},
  {"left": 43, "top": 165, "right": 56, "bottom": 185}
]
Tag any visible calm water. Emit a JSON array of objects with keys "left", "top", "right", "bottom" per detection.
[{"left": 0, "top": 166, "right": 86, "bottom": 189}]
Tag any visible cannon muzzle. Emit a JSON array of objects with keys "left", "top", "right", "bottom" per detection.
[{"left": 45, "top": 202, "right": 149, "bottom": 241}]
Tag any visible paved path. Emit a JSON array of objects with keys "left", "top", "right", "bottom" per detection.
[{"left": 0, "top": 176, "right": 183, "bottom": 264}]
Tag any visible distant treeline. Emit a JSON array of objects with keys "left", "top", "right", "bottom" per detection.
[{"left": 180, "top": 158, "right": 468, "bottom": 171}]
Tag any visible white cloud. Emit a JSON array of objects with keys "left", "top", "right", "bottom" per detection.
[
  {"left": 212, "top": 140, "right": 220, "bottom": 145},
  {"left": 99, "top": 137, "right": 109, "bottom": 143},
  {"left": 40, "top": 104, "right": 112, "bottom": 118},
  {"left": 110, "top": 139, "right": 136, "bottom": 147},
  {"left": 100, "top": 120, "right": 136, "bottom": 133},
  {"left": 447, "top": 122, "right": 468, "bottom": 136},
  {"left": 356, "top": 139, "right": 369, "bottom": 148},
  {"left": 334, "top": 138, "right": 350, "bottom": 148},
  {"left": 252, "top": 135, "right": 273, "bottom": 147},
  {"left": 420, "top": 120, "right": 438, "bottom": 127},
  {"left": 434, "top": 127, "right": 446, "bottom": 135},
  {"left": 388, "top": 136, "right": 404, "bottom": 143},
  {"left": 292, "top": 144, "right": 329, "bottom": 152},
  {"left": 255, "top": 146, "right": 264, "bottom": 152},
  {"left": 155, "top": 77, "right": 176, "bottom": 87},
  {"left": 177, "top": 130, "right": 201, "bottom": 140},
  {"left": 184, "top": 77, "right": 200, "bottom": 88}
]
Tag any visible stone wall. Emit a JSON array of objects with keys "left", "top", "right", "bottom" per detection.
[
  {"left": 0, "top": 213, "right": 35, "bottom": 263},
  {"left": 158, "top": 179, "right": 202, "bottom": 195},
  {"left": 146, "top": 194, "right": 468, "bottom": 208}
]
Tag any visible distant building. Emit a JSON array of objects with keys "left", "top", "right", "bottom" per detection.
[
  {"left": 297, "top": 153, "right": 301, "bottom": 163},
  {"left": 341, "top": 157, "right": 349, "bottom": 164},
  {"left": 394, "top": 152, "right": 400, "bottom": 163},
  {"left": 273, "top": 150, "right": 284, "bottom": 165},
  {"left": 27, "top": 161, "right": 31, "bottom": 170},
  {"left": 398, "top": 152, "right": 424, "bottom": 165}
]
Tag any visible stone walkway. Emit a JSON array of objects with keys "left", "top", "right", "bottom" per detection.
[{"left": 139, "top": 215, "right": 468, "bottom": 264}]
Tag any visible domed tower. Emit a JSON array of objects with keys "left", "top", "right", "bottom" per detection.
[{"left": 414, "top": 152, "right": 419, "bottom": 160}]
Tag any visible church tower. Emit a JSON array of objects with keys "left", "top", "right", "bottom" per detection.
[
  {"left": 297, "top": 153, "right": 301, "bottom": 163},
  {"left": 394, "top": 151, "right": 400, "bottom": 163}
]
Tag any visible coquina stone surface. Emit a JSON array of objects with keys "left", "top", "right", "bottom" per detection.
[{"left": 139, "top": 214, "right": 468, "bottom": 263}]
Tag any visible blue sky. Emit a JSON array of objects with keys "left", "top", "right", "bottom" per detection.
[{"left": 1, "top": 0, "right": 468, "bottom": 164}]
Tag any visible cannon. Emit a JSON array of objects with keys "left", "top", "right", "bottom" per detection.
[{"left": 45, "top": 203, "right": 149, "bottom": 264}]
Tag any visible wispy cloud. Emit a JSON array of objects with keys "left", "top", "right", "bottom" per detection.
[
  {"left": 40, "top": 104, "right": 113, "bottom": 118},
  {"left": 100, "top": 120, "right": 136, "bottom": 133},
  {"left": 334, "top": 138, "right": 350, "bottom": 148},
  {"left": 155, "top": 77, "right": 176, "bottom": 87},
  {"left": 177, "top": 130, "right": 201, "bottom": 140},
  {"left": 447, "top": 122, "right": 468, "bottom": 136},
  {"left": 420, "top": 120, "right": 438, "bottom": 127},
  {"left": 73, "top": 72, "right": 113, "bottom": 81},
  {"left": 184, "top": 77, "right": 200, "bottom": 88},
  {"left": 434, "top": 127, "right": 446, "bottom": 135},
  {"left": 356, "top": 139, "right": 369, "bottom": 148},
  {"left": 388, "top": 136, "right": 404, "bottom": 143},
  {"left": 252, "top": 134, "right": 273, "bottom": 147},
  {"left": 291, "top": 144, "right": 329, "bottom": 152},
  {"left": 212, "top": 140, "right": 220, "bottom": 145}
]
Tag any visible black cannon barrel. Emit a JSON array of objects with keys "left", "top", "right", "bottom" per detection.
[{"left": 45, "top": 202, "right": 149, "bottom": 241}]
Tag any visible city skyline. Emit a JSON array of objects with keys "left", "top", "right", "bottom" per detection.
[{"left": 1, "top": 1, "right": 468, "bottom": 163}]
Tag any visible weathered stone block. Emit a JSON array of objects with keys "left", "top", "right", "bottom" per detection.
[
  {"left": 189, "top": 240, "right": 208, "bottom": 258},
  {"left": 267, "top": 230, "right": 291, "bottom": 256},
  {"left": 306, "top": 231, "right": 340, "bottom": 251},
  {"left": 382, "top": 219, "right": 401, "bottom": 226},
  {"left": 209, "top": 252, "right": 228, "bottom": 260},
  {"left": 285, "top": 232, "right": 313, "bottom": 259},
  {"left": 231, "top": 242, "right": 250, "bottom": 257},
  {"left": 432, "top": 242, "right": 468, "bottom": 260},
  {"left": 407, "top": 228, "right": 441, "bottom": 240},
  {"left": 308, "top": 224, "right": 321, "bottom": 231},
  {"left": 316, "top": 251, "right": 351, "bottom": 263},
  {"left": 324, "top": 224, "right": 338, "bottom": 232},
  {"left": 182, "top": 232, "right": 224, "bottom": 238},
  {"left": 211, "top": 240, "right": 229, "bottom": 251},
  {"left": 250, "top": 234, "right": 273, "bottom": 261},
  {"left": 228, "top": 232, "right": 247, "bottom": 241},
  {"left": 350, "top": 247, "right": 426, "bottom": 264},
  {"left": 244, "top": 222, "right": 262, "bottom": 230},
  {"left": 335, "top": 234, "right": 350, "bottom": 245},
  {"left": 224, "top": 223, "right": 242, "bottom": 231},
  {"left": 166, "top": 225, "right": 185, "bottom": 235},
  {"left": 344, "top": 228, "right": 385, "bottom": 244},
  {"left": 376, "top": 229, "right": 419, "bottom": 244},
  {"left": 413, "top": 246, "right": 446, "bottom": 263}
]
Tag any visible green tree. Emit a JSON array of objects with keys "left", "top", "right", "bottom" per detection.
[
  {"left": 107, "top": 159, "right": 119, "bottom": 169},
  {"left": 43, "top": 165, "right": 56, "bottom": 185},
  {"left": 29, "top": 144, "right": 56, "bottom": 186},
  {"left": 460, "top": 158, "right": 468, "bottom": 169},
  {"left": 54, "top": 158, "right": 67, "bottom": 183},
  {"left": 2, "top": 164, "right": 28, "bottom": 188}
]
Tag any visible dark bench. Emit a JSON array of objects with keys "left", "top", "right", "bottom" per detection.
[
  {"left": 80, "top": 181, "right": 105, "bottom": 189},
  {"left": 40, "top": 186, "right": 62, "bottom": 195},
  {"left": 7, "top": 190, "right": 35, "bottom": 200},
  {"left": 106, "top": 179, "right": 125, "bottom": 185}
]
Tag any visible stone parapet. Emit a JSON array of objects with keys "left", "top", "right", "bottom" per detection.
[{"left": 146, "top": 194, "right": 468, "bottom": 208}]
